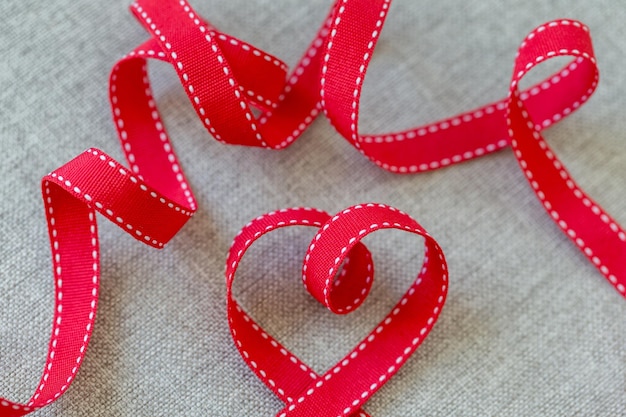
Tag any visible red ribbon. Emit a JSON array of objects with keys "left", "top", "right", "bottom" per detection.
[
  {"left": 226, "top": 204, "right": 447, "bottom": 417},
  {"left": 1, "top": 0, "right": 625, "bottom": 415},
  {"left": 0, "top": 148, "right": 195, "bottom": 416},
  {"left": 507, "top": 22, "right": 625, "bottom": 293},
  {"left": 116, "top": 0, "right": 625, "bottom": 297}
]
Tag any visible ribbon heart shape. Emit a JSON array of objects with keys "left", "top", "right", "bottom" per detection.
[{"left": 226, "top": 204, "right": 448, "bottom": 417}]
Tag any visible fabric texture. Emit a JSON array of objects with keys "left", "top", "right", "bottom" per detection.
[{"left": 1, "top": 0, "right": 625, "bottom": 415}]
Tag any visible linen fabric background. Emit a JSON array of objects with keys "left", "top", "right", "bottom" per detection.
[{"left": 1, "top": 0, "right": 625, "bottom": 415}]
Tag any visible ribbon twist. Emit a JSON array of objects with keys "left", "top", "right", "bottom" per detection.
[
  {"left": 117, "top": 0, "right": 625, "bottom": 296},
  {"left": 0, "top": 149, "right": 195, "bottom": 416}
]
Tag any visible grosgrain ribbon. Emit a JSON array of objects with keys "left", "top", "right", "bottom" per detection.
[
  {"left": 2, "top": 0, "right": 625, "bottom": 415},
  {"left": 119, "top": 0, "right": 625, "bottom": 296},
  {"left": 226, "top": 204, "right": 447, "bottom": 417},
  {"left": 507, "top": 22, "right": 626, "bottom": 293},
  {"left": 0, "top": 149, "right": 195, "bottom": 416}
]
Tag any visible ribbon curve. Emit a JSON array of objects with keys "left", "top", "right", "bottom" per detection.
[{"left": 0, "top": 149, "right": 195, "bottom": 416}]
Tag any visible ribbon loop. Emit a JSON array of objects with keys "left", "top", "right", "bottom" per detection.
[
  {"left": 315, "top": 238, "right": 375, "bottom": 315},
  {"left": 130, "top": 0, "right": 314, "bottom": 148},
  {"left": 507, "top": 20, "right": 626, "bottom": 296}
]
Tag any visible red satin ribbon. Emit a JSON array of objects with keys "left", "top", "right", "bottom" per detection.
[{"left": 2, "top": 0, "right": 625, "bottom": 415}]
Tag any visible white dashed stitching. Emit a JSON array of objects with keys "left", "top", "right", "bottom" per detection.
[{"left": 506, "top": 27, "right": 624, "bottom": 295}]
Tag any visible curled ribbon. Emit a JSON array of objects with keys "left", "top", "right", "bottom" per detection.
[
  {"left": 1, "top": 0, "right": 625, "bottom": 415},
  {"left": 0, "top": 149, "right": 195, "bottom": 416},
  {"left": 507, "top": 22, "right": 626, "bottom": 294},
  {"left": 226, "top": 204, "right": 447, "bottom": 417},
  {"left": 118, "top": 0, "right": 625, "bottom": 296}
]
